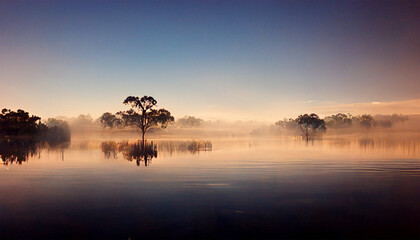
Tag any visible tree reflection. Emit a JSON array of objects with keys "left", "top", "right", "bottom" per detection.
[
  {"left": 101, "top": 141, "right": 157, "bottom": 167},
  {"left": 324, "top": 135, "right": 420, "bottom": 156},
  {"left": 101, "top": 141, "right": 118, "bottom": 159},
  {"left": 357, "top": 136, "right": 420, "bottom": 155},
  {"left": 0, "top": 138, "right": 69, "bottom": 165},
  {"left": 158, "top": 140, "right": 212, "bottom": 155},
  {"left": 101, "top": 140, "right": 212, "bottom": 166},
  {"left": 121, "top": 141, "right": 157, "bottom": 166}
]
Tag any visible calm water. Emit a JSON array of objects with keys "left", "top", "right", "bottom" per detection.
[{"left": 1, "top": 135, "right": 420, "bottom": 239}]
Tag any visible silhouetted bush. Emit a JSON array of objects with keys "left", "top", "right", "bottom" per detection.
[
  {"left": 0, "top": 109, "right": 71, "bottom": 141},
  {"left": 0, "top": 109, "right": 47, "bottom": 136},
  {"left": 45, "top": 118, "right": 71, "bottom": 141}
]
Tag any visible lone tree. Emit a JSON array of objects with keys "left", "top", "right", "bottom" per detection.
[
  {"left": 296, "top": 113, "right": 326, "bottom": 141},
  {"left": 121, "top": 96, "right": 174, "bottom": 144}
]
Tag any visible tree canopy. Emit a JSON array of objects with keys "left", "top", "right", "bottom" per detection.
[
  {"left": 99, "top": 96, "right": 174, "bottom": 142},
  {"left": 275, "top": 118, "right": 299, "bottom": 134},
  {"left": 99, "top": 112, "right": 122, "bottom": 129},
  {"left": 274, "top": 114, "right": 326, "bottom": 140},
  {"left": 0, "top": 109, "right": 71, "bottom": 142},
  {"left": 45, "top": 118, "right": 71, "bottom": 141},
  {"left": 352, "top": 114, "right": 375, "bottom": 128},
  {"left": 296, "top": 114, "right": 327, "bottom": 141},
  {"left": 122, "top": 96, "right": 174, "bottom": 141},
  {"left": 0, "top": 109, "right": 45, "bottom": 136},
  {"left": 324, "top": 113, "right": 353, "bottom": 129}
]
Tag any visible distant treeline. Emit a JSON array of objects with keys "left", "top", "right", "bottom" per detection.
[
  {"left": 51, "top": 114, "right": 202, "bottom": 131},
  {"left": 275, "top": 113, "right": 408, "bottom": 136},
  {"left": 174, "top": 116, "right": 203, "bottom": 128},
  {"left": 4, "top": 108, "right": 408, "bottom": 142},
  {"left": 0, "top": 109, "right": 71, "bottom": 141}
]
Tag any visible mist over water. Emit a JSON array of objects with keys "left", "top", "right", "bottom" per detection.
[
  {"left": 2, "top": 110, "right": 420, "bottom": 238},
  {"left": 2, "top": 129, "right": 420, "bottom": 238}
]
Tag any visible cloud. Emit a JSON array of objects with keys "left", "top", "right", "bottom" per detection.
[{"left": 315, "top": 99, "right": 420, "bottom": 116}]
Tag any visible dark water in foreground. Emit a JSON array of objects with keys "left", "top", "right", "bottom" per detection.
[{"left": 1, "top": 135, "right": 420, "bottom": 239}]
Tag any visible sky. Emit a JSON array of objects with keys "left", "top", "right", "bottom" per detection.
[{"left": 0, "top": 0, "right": 419, "bottom": 121}]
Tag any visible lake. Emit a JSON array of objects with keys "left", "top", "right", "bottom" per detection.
[{"left": 1, "top": 134, "right": 420, "bottom": 239}]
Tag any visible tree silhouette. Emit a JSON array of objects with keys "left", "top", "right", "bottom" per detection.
[
  {"left": 121, "top": 96, "right": 174, "bottom": 144},
  {"left": 324, "top": 113, "right": 352, "bottom": 128},
  {"left": 99, "top": 112, "right": 122, "bottom": 128},
  {"left": 0, "top": 109, "right": 46, "bottom": 136},
  {"left": 353, "top": 114, "right": 375, "bottom": 128},
  {"left": 45, "top": 118, "right": 71, "bottom": 141},
  {"left": 296, "top": 113, "right": 326, "bottom": 141},
  {"left": 275, "top": 118, "right": 300, "bottom": 134}
]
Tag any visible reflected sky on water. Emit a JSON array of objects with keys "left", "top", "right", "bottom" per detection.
[{"left": 1, "top": 135, "right": 420, "bottom": 239}]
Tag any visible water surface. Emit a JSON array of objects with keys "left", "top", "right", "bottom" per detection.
[{"left": 1, "top": 135, "right": 420, "bottom": 239}]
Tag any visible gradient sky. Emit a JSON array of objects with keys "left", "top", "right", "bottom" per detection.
[{"left": 1, "top": 0, "right": 419, "bottom": 121}]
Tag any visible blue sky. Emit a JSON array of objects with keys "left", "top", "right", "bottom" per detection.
[{"left": 0, "top": 0, "right": 419, "bottom": 120}]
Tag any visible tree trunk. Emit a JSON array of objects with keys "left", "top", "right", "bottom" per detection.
[
  {"left": 141, "top": 128, "right": 145, "bottom": 148},
  {"left": 141, "top": 129, "right": 146, "bottom": 167},
  {"left": 306, "top": 128, "right": 309, "bottom": 142}
]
